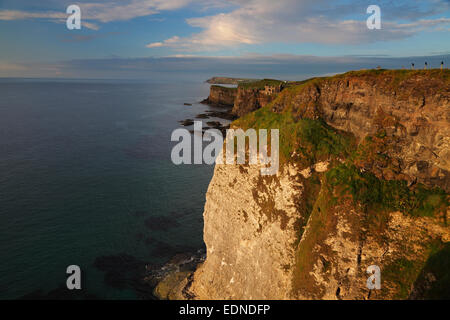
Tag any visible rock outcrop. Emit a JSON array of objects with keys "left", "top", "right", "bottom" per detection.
[
  {"left": 202, "top": 85, "right": 237, "bottom": 108},
  {"left": 164, "top": 70, "right": 450, "bottom": 300},
  {"left": 232, "top": 80, "right": 284, "bottom": 117},
  {"left": 202, "top": 80, "right": 285, "bottom": 116}
]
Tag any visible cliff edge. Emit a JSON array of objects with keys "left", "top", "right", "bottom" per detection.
[{"left": 161, "top": 69, "right": 450, "bottom": 300}]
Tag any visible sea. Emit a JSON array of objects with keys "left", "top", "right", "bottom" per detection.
[{"left": 0, "top": 77, "right": 229, "bottom": 299}]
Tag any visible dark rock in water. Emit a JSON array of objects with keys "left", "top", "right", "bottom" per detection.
[
  {"left": 143, "top": 249, "right": 205, "bottom": 282},
  {"left": 219, "top": 125, "right": 230, "bottom": 135},
  {"left": 205, "top": 110, "right": 237, "bottom": 120},
  {"left": 206, "top": 121, "right": 222, "bottom": 127},
  {"left": 144, "top": 216, "right": 180, "bottom": 231},
  {"left": 195, "top": 113, "right": 209, "bottom": 119},
  {"left": 93, "top": 253, "right": 156, "bottom": 299},
  {"left": 189, "top": 127, "right": 211, "bottom": 134},
  {"left": 184, "top": 103, "right": 192, "bottom": 106},
  {"left": 178, "top": 119, "right": 194, "bottom": 126},
  {"left": 149, "top": 249, "right": 207, "bottom": 300}
]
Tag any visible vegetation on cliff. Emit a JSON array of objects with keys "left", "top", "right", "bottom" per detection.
[
  {"left": 179, "top": 69, "right": 449, "bottom": 300},
  {"left": 232, "top": 69, "right": 449, "bottom": 299},
  {"left": 233, "top": 106, "right": 353, "bottom": 166},
  {"left": 206, "top": 77, "right": 260, "bottom": 85},
  {"left": 238, "top": 78, "right": 285, "bottom": 89}
]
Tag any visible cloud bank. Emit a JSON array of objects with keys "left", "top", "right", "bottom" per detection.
[
  {"left": 1, "top": 0, "right": 448, "bottom": 50},
  {"left": 146, "top": 0, "right": 450, "bottom": 50}
]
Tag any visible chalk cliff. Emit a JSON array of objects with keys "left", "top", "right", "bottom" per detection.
[{"left": 159, "top": 70, "right": 450, "bottom": 300}]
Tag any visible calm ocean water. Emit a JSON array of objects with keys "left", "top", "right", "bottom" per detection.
[{"left": 0, "top": 78, "right": 224, "bottom": 299}]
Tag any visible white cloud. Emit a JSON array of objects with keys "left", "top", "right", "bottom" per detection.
[
  {"left": 146, "top": 36, "right": 181, "bottom": 48},
  {"left": 146, "top": 42, "right": 164, "bottom": 48},
  {"left": 0, "top": 0, "right": 222, "bottom": 27},
  {"left": 0, "top": 0, "right": 448, "bottom": 48},
  {"left": 146, "top": 0, "right": 450, "bottom": 51},
  {"left": 0, "top": 10, "right": 66, "bottom": 20},
  {"left": 82, "top": 21, "right": 100, "bottom": 30}
]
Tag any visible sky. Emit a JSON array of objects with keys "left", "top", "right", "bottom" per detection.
[{"left": 0, "top": 0, "right": 449, "bottom": 79}]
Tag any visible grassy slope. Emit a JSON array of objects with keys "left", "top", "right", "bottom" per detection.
[{"left": 237, "top": 79, "right": 285, "bottom": 89}]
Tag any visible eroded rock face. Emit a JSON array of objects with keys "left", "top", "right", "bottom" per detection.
[
  {"left": 272, "top": 73, "right": 450, "bottom": 191},
  {"left": 294, "top": 198, "right": 449, "bottom": 300},
  {"left": 232, "top": 87, "right": 280, "bottom": 117},
  {"left": 202, "top": 85, "right": 237, "bottom": 108},
  {"left": 190, "top": 163, "right": 303, "bottom": 299}
]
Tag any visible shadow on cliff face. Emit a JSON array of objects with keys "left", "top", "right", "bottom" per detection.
[{"left": 409, "top": 242, "right": 450, "bottom": 299}]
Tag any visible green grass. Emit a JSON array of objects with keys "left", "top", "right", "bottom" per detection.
[
  {"left": 234, "top": 106, "right": 353, "bottom": 165},
  {"left": 292, "top": 181, "right": 335, "bottom": 297},
  {"left": 382, "top": 240, "right": 450, "bottom": 299},
  {"left": 210, "top": 85, "right": 238, "bottom": 92},
  {"left": 326, "top": 163, "right": 448, "bottom": 217},
  {"left": 419, "top": 242, "right": 450, "bottom": 299},
  {"left": 382, "top": 257, "right": 422, "bottom": 299},
  {"left": 238, "top": 78, "right": 284, "bottom": 89},
  {"left": 338, "top": 68, "right": 449, "bottom": 80}
]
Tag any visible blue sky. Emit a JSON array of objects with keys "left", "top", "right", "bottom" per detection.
[{"left": 0, "top": 0, "right": 449, "bottom": 78}]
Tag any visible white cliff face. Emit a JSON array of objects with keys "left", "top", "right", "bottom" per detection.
[
  {"left": 190, "top": 162, "right": 303, "bottom": 299},
  {"left": 187, "top": 160, "right": 449, "bottom": 300}
]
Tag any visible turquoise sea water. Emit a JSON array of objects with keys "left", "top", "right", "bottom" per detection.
[{"left": 0, "top": 78, "right": 224, "bottom": 299}]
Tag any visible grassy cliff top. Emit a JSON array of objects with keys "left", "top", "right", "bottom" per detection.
[
  {"left": 210, "top": 85, "right": 238, "bottom": 91},
  {"left": 206, "top": 77, "right": 260, "bottom": 85},
  {"left": 237, "top": 78, "right": 285, "bottom": 89}
]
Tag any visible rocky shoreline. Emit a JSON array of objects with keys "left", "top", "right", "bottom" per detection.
[
  {"left": 145, "top": 249, "right": 206, "bottom": 300},
  {"left": 177, "top": 88, "right": 238, "bottom": 134}
]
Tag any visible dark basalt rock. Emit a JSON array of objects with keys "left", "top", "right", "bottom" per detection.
[
  {"left": 206, "top": 121, "right": 222, "bottom": 127},
  {"left": 205, "top": 110, "right": 237, "bottom": 120},
  {"left": 178, "top": 119, "right": 194, "bottom": 126}
]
